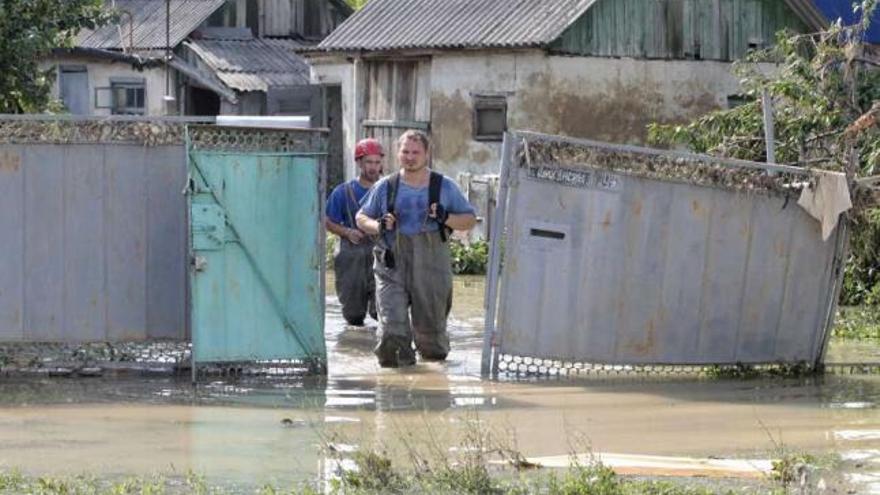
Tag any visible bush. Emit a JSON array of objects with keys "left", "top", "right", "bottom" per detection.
[
  {"left": 841, "top": 209, "right": 880, "bottom": 306},
  {"left": 326, "top": 232, "right": 338, "bottom": 270},
  {"left": 328, "top": 234, "right": 491, "bottom": 276},
  {"left": 450, "top": 239, "right": 489, "bottom": 275},
  {"left": 833, "top": 306, "right": 880, "bottom": 340}
]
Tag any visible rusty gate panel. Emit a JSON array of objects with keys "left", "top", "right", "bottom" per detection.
[{"left": 483, "top": 131, "right": 847, "bottom": 373}]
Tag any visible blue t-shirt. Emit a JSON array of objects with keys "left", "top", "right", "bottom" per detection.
[
  {"left": 359, "top": 173, "right": 475, "bottom": 243},
  {"left": 326, "top": 180, "right": 370, "bottom": 229}
]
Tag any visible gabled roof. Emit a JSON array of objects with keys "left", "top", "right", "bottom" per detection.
[
  {"left": 76, "top": 0, "right": 226, "bottom": 50},
  {"left": 315, "top": 0, "right": 598, "bottom": 52},
  {"left": 185, "top": 37, "right": 311, "bottom": 92},
  {"left": 314, "top": 0, "right": 836, "bottom": 53}
]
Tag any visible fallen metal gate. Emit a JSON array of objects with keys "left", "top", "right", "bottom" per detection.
[
  {"left": 482, "top": 131, "right": 847, "bottom": 376},
  {"left": 187, "top": 125, "right": 327, "bottom": 372}
]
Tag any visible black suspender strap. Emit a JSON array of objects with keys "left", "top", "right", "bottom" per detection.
[
  {"left": 428, "top": 171, "right": 451, "bottom": 242},
  {"left": 343, "top": 181, "right": 358, "bottom": 227},
  {"left": 385, "top": 171, "right": 449, "bottom": 242},
  {"left": 385, "top": 172, "right": 400, "bottom": 216}
]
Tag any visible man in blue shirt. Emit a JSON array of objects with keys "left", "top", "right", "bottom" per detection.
[
  {"left": 326, "top": 138, "right": 384, "bottom": 326},
  {"left": 357, "top": 130, "right": 476, "bottom": 367}
]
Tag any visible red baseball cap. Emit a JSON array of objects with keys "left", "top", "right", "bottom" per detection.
[{"left": 355, "top": 138, "right": 384, "bottom": 160}]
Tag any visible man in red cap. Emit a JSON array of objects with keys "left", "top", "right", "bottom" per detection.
[{"left": 325, "top": 138, "right": 384, "bottom": 326}]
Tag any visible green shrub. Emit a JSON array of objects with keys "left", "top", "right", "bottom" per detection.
[
  {"left": 450, "top": 239, "right": 489, "bottom": 275},
  {"left": 833, "top": 306, "right": 880, "bottom": 340},
  {"left": 841, "top": 209, "right": 880, "bottom": 306},
  {"left": 326, "top": 232, "right": 337, "bottom": 270}
]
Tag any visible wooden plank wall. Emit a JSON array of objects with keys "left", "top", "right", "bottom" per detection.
[
  {"left": 551, "top": 0, "right": 809, "bottom": 61},
  {"left": 361, "top": 59, "right": 432, "bottom": 166},
  {"left": 259, "top": 0, "right": 339, "bottom": 37},
  {"left": 364, "top": 60, "right": 433, "bottom": 122}
]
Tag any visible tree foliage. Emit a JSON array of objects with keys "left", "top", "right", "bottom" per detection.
[
  {"left": 345, "top": 0, "right": 369, "bottom": 10},
  {"left": 649, "top": 1, "right": 880, "bottom": 175},
  {"left": 0, "top": 0, "right": 110, "bottom": 113},
  {"left": 649, "top": 1, "right": 880, "bottom": 305}
]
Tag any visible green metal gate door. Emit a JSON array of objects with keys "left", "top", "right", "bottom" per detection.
[{"left": 186, "top": 126, "right": 326, "bottom": 371}]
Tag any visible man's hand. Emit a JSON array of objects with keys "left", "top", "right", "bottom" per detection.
[
  {"left": 429, "top": 203, "right": 449, "bottom": 225},
  {"left": 345, "top": 228, "right": 365, "bottom": 244},
  {"left": 381, "top": 213, "right": 397, "bottom": 232}
]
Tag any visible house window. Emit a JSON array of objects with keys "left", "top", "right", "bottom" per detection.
[
  {"left": 95, "top": 79, "right": 146, "bottom": 115},
  {"left": 472, "top": 95, "right": 507, "bottom": 141}
]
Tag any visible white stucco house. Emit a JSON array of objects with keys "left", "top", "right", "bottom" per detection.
[{"left": 46, "top": 0, "right": 350, "bottom": 117}]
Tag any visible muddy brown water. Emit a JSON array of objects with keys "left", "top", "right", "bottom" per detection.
[{"left": 2, "top": 275, "right": 880, "bottom": 492}]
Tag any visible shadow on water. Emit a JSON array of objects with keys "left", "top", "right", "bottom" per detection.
[{"left": 3, "top": 274, "right": 880, "bottom": 492}]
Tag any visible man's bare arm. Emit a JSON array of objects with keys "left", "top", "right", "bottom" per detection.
[
  {"left": 445, "top": 212, "right": 477, "bottom": 231},
  {"left": 326, "top": 218, "right": 364, "bottom": 244}
]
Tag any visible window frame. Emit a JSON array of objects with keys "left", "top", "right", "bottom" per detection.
[
  {"left": 95, "top": 78, "right": 146, "bottom": 115},
  {"left": 472, "top": 94, "right": 508, "bottom": 142}
]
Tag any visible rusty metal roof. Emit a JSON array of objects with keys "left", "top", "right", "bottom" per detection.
[
  {"left": 185, "top": 38, "right": 311, "bottom": 92},
  {"left": 315, "top": 0, "right": 599, "bottom": 52},
  {"left": 76, "top": 0, "right": 226, "bottom": 50}
]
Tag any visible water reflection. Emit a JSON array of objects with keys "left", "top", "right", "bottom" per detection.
[{"left": 1, "top": 275, "right": 880, "bottom": 493}]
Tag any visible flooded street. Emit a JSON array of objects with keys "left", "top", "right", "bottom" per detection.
[{"left": 3, "top": 275, "right": 880, "bottom": 492}]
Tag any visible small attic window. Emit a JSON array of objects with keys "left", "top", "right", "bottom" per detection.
[{"left": 473, "top": 95, "right": 507, "bottom": 141}]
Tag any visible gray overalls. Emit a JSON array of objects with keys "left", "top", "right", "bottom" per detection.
[
  {"left": 333, "top": 182, "right": 376, "bottom": 326},
  {"left": 373, "top": 174, "right": 453, "bottom": 367}
]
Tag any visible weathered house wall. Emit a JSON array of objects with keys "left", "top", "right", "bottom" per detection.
[
  {"left": 358, "top": 59, "right": 432, "bottom": 168},
  {"left": 309, "top": 0, "right": 815, "bottom": 182},
  {"left": 45, "top": 57, "right": 176, "bottom": 117},
  {"left": 310, "top": 59, "right": 356, "bottom": 174},
  {"left": 430, "top": 51, "right": 742, "bottom": 177},
  {"left": 313, "top": 51, "right": 741, "bottom": 180},
  {"left": 258, "top": 0, "right": 348, "bottom": 38},
  {"left": 552, "top": 0, "right": 809, "bottom": 60}
]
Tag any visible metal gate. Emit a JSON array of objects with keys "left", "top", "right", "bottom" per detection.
[
  {"left": 483, "top": 131, "right": 847, "bottom": 375},
  {"left": 187, "top": 125, "right": 327, "bottom": 370}
]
